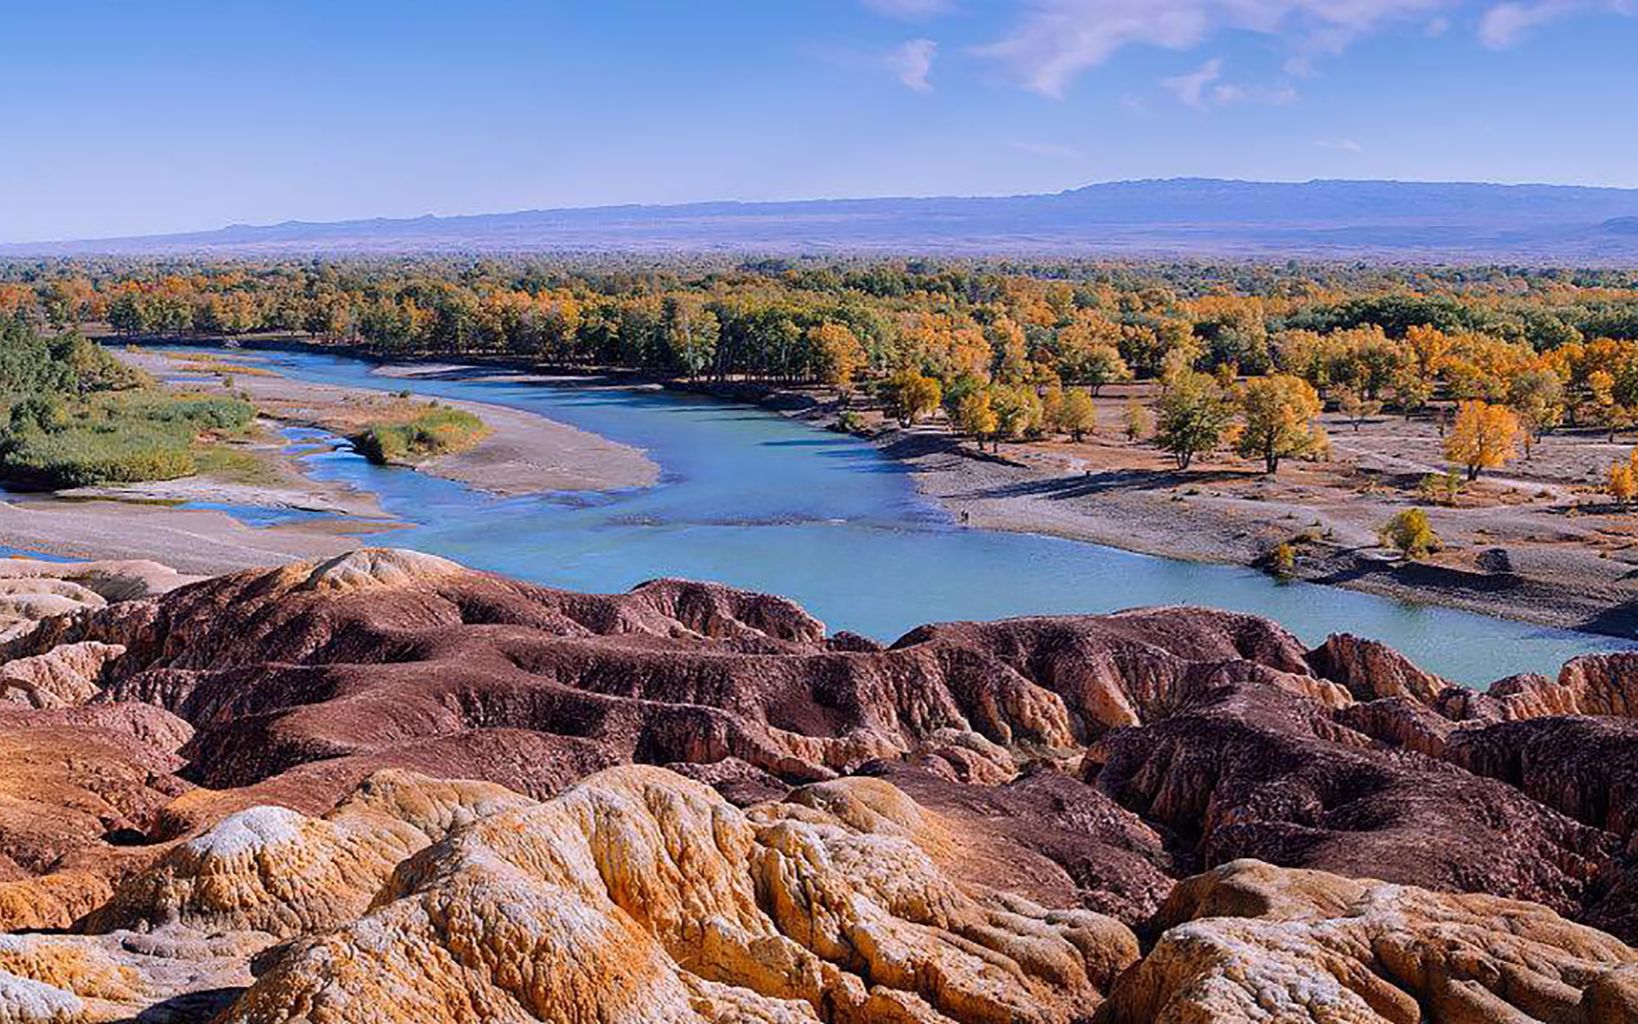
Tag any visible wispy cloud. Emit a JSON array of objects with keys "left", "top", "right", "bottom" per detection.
[
  {"left": 1317, "top": 137, "right": 1365, "bottom": 152},
  {"left": 888, "top": 38, "right": 939, "bottom": 92},
  {"left": 1161, "top": 58, "right": 1296, "bottom": 108},
  {"left": 973, "top": 0, "right": 1454, "bottom": 97},
  {"left": 1477, "top": 0, "right": 1631, "bottom": 47},
  {"left": 1161, "top": 58, "right": 1224, "bottom": 108}
]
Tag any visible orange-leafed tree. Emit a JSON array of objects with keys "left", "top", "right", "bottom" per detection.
[{"left": 1443, "top": 401, "right": 1521, "bottom": 481}]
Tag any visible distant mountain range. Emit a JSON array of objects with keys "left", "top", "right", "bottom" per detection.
[{"left": 9, "top": 178, "right": 1638, "bottom": 263}]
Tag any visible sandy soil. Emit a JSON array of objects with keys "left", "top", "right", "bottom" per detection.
[
  {"left": 0, "top": 498, "right": 392, "bottom": 574},
  {"left": 126, "top": 349, "right": 659, "bottom": 496}
]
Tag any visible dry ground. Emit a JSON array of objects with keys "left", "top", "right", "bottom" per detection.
[{"left": 823, "top": 381, "right": 1638, "bottom": 637}]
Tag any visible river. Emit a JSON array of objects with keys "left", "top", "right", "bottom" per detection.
[{"left": 238, "top": 347, "right": 1624, "bottom": 684}]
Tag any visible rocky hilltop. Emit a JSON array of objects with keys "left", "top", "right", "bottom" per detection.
[{"left": 2, "top": 548, "right": 1637, "bottom": 1022}]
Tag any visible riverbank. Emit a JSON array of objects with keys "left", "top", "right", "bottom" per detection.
[
  {"left": 64, "top": 337, "right": 1638, "bottom": 640},
  {"left": 648, "top": 375, "right": 1638, "bottom": 639},
  {"left": 874, "top": 425, "right": 1638, "bottom": 638},
  {"left": 0, "top": 348, "right": 659, "bottom": 574},
  {"left": 121, "top": 347, "right": 659, "bottom": 497}
]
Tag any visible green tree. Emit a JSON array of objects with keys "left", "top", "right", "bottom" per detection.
[
  {"left": 1155, "top": 370, "right": 1234, "bottom": 471},
  {"left": 1122, "top": 398, "right": 1153, "bottom": 441},
  {"left": 661, "top": 296, "right": 719, "bottom": 379},
  {"left": 1506, "top": 369, "right": 1565, "bottom": 458},
  {"left": 1055, "top": 389, "right": 1097, "bottom": 441},
  {"left": 990, "top": 384, "right": 1044, "bottom": 442}
]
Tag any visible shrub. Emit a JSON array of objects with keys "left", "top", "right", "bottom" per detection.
[
  {"left": 0, "top": 391, "right": 253, "bottom": 489},
  {"left": 1417, "top": 470, "right": 1463, "bottom": 507},
  {"left": 350, "top": 406, "right": 488, "bottom": 465},
  {"left": 1380, "top": 508, "right": 1440, "bottom": 560},
  {"left": 1265, "top": 541, "right": 1297, "bottom": 580},
  {"left": 832, "top": 410, "right": 867, "bottom": 435}
]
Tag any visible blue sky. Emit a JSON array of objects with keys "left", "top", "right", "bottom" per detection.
[{"left": 2, "top": 0, "right": 1635, "bottom": 241}]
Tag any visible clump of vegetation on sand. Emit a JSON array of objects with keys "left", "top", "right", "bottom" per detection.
[
  {"left": 0, "top": 318, "right": 255, "bottom": 488},
  {"left": 348, "top": 402, "right": 488, "bottom": 465}
]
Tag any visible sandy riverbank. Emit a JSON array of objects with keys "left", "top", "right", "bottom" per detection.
[
  {"left": 877, "top": 427, "right": 1638, "bottom": 637},
  {"left": 656, "top": 375, "right": 1638, "bottom": 639},
  {"left": 0, "top": 350, "right": 659, "bottom": 574},
  {"left": 125, "top": 349, "right": 659, "bottom": 497}
]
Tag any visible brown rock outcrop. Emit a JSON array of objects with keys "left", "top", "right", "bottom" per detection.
[
  {"left": 0, "top": 705, "right": 191, "bottom": 930},
  {"left": 1085, "top": 671, "right": 1619, "bottom": 923},
  {"left": 2, "top": 548, "right": 1638, "bottom": 1021},
  {"left": 220, "top": 765, "right": 1139, "bottom": 1024},
  {"left": 0, "top": 557, "right": 197, "bottom": 645},
  {"left": 0, "top": 642, "right": 123, "bottom": 709},
  {"left": 87, "top": 769, "right": 530, "bottom": 939},
  {"left": 1306, "top": 632, "right": 1448, "bottom": 703},
  {"left": 2, "top": 553, "right": 1359, "bottom": 815},
  {"left": 1097, "top": 859, "right": 1638, "bottom": 1024}
]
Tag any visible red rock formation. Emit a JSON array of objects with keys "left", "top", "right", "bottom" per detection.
[{"left": 0, "top": 548, "right": 1636, "bottom": 1021}]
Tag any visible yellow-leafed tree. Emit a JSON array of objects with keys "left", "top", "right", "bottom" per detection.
[
  {"left": 1443, "top": 401, "right": 1521, "bottom": 481},
  {"left": 1237, "top": 374, "right": 1323, "bottom": 475}
]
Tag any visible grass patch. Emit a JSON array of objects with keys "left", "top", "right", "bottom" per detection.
[
  {"left": 192, "top": 442, "right": 285, "bottom": 487},
  {"left": 177, "top": 356, "right": 279, "bottom": 378},
  {"left": 0, "top": 391, "right": 256, "bottom": 489},
  {"left": 349, "top": 403, "right": 488, "bottom": 465}
]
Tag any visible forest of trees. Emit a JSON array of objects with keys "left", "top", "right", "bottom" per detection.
[{"left": 5, "top": 256, "right": 1638, "bottom": 466}]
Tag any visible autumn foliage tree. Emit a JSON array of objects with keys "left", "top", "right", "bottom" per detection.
[
  {"left": 1609, "top": 462, "right": 1637, "bottom": 505},
  {"left": 810, "top": 322, "right": 867, "bottom": 393},
  {"left": 954, "top": 390, "right": 998, "bottom": 450},
  {"left": 1237, "top": 374, "right": 1323, "bottom": 475},
  {"left": 1156, "top": 370, "right": 1234, "bottom": 471},
  {"left": 1380, "top": 508, "right": 1440, "bottom": 560},
  {"left": 1443, "top": 401, "right": 1522, "bottom": 481},
  {"left": 885, "top": 369, "right": 941, "bottom": 427}
]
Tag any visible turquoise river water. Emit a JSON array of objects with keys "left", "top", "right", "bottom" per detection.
[{"left": 232, "top": 348, "right": 1627, "bottom": 685}]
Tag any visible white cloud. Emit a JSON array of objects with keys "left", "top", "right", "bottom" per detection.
[
  {"left": 888, "top": 38, "right": 939, "bottom": 92},
  {"left": 1479, "top": 0, "right": 1574, "bottom": 45},
  {"left": 1162, "top": 58, "right": 1224, "bottom": 107},
  {"left": 1475, "top": 0, "right": 1632, "bottom": 46},
  {"left": 1318, "top": 137, "right": 1365, "bottom": 152},
  {"left": 1160, "top": 58, "right": 1297, "bottom": 108},
  {"left": 972, "top": 0, "right": 1456, "bottom": 96}
]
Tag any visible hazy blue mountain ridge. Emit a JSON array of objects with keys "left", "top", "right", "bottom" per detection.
[{"left": 9, "top": 178, "right": 1638, "bottom": 262}]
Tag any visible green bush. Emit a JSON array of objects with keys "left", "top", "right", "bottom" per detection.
[
  {"left": 0, "top": 391, "right": 254, "bottom": 489},
  {"left": 350, "top": 406, "right": 487, "bottom": 465}
]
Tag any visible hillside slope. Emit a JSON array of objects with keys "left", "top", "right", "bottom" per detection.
[{"left": 10, "top": 178, "right": 1638, "bottom": 262}]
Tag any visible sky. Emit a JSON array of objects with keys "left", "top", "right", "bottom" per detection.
[{"left": 2, "top": 0, "right": 1636, "bottom": 241}]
